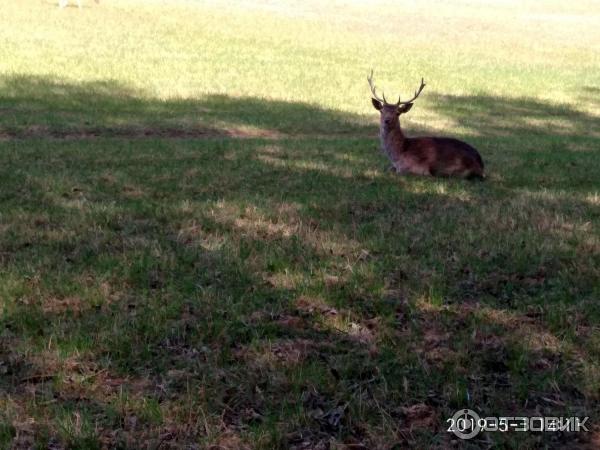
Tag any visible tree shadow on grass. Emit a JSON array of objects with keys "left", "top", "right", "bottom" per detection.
[
  {"left": 424, "top": 92, "right": 600, "bottom": 193},
  {"left": 581, "top": 85, "right": 600, "bottom": 106},
  {"left": 428, "top": 92, "right": 599, "bottom": 138},
  {"left": 1, "top": 74, "right": 599, "bottom": 448},
  {"left": 0, "top": 75, "right": 373, "bottom": 139}
]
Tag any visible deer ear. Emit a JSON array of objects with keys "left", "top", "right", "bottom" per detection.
[
  {"left": 371, "top": 98, "right": 383, "bottom": 110},
  {"left": 398, "top": 103, "right": 413, "bottom": 114}
]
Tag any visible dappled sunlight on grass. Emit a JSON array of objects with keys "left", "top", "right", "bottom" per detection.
[
  {"left": 208, "top": 199, "right": 364, "bottom": 261},
  {"left": 1, "top": 0, "right": 599, "bottom": 447},
  {"left": 473, "top": 306, "right": 563, "bottom": 353},
  {"left": 256, "top": 153, "right": 357, "bottom": 179},
  {"left": 398, "top": 180, "right": 476, "bottom": 202},
  {"left": 262, "top": 270, "right": 306, "bottom": 291},
  {"left": 585, "top": 192, "right": 600, "bottom": 206}
]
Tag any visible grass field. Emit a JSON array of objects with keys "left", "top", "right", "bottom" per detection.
[{"left": 1, "top": 0, "right": 600, "bottom": 448}]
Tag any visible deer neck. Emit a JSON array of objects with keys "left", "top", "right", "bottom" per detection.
[{"left": 380, "top": 121, "right": 406, "bottom": 162}]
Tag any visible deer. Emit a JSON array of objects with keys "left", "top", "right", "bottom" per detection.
[{"left": 368, "top": 70, "right": 484, "bottom": 180}]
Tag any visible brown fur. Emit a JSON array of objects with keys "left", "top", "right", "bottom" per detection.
[{"left": 372, "top": 99, "right": 485, "bottom": 180}]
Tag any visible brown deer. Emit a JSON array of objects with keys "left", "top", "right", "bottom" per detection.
[{"left": 368, "top": 71, "right": 484, "bottom": 179}]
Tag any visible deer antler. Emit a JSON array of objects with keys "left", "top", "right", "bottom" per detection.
[
  {"left": 368, "top": 70, "right": 403, "bottom": 106},
  {"left": 368, "top": 70, "right": 387, "bottom": 104},
  {"left": 399, "top": 78, "right": 426, "bottom": 105}
]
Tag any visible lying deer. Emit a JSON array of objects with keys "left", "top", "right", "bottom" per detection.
[{"left": 368, "top": 71, "right": 484, "bottom": 179}]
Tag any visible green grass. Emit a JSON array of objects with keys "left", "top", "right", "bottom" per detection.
[{"left": 1, "top": 0, "right": 600, "bottom": 448}]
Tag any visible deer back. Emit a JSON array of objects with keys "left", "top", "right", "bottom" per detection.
[{"left": 401, "top": 137, "right": 484, "bottom": 178}]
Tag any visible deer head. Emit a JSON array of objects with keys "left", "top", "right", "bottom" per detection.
[{"left": 368, "top": 70, "right": 426, "bottom": 129}]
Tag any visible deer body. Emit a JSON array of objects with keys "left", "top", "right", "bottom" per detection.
[
  {"left": 378, "top": 115, "right": 484, "bottom": 178},
  {"left": 369, "top": 71, "right": 484, "bottom": 179}
]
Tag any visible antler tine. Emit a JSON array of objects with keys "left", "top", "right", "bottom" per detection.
[
  {"left": 399, "top": 77, "right": 426, "bottom": 105},
  {"left": 386, "top": 93, "right": 402, "bottom": 106},
  {"left": 367, "top": 69, "right": 385, "bottom": 104}
]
